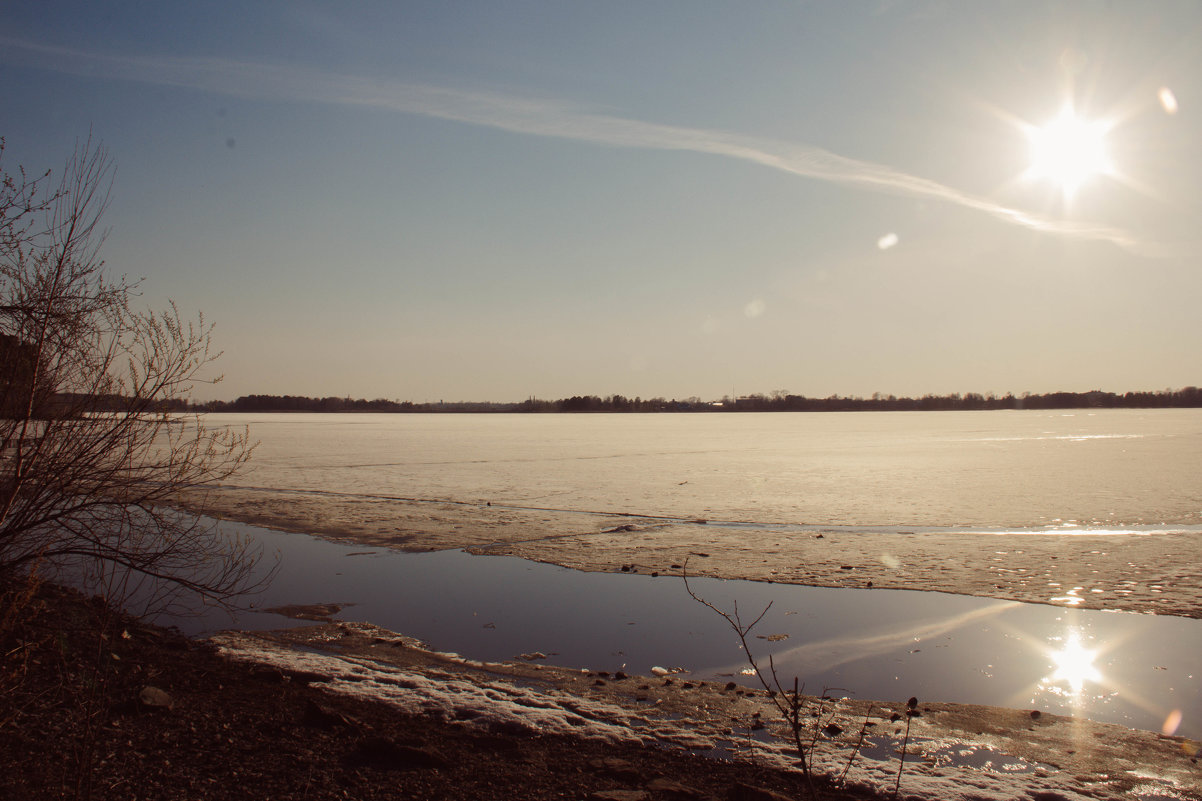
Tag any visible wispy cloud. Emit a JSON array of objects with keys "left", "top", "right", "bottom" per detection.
[{"left": 4, "top": 37, "right": 1147, "bottom": 252}]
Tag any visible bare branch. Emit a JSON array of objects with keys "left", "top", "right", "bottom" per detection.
[{"left": 0, "top": 137, "right": 265, "bottom": 615}]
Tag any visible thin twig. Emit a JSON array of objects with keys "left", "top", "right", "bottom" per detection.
[
  {"left": 838, "top": 704, "right": 874, "bottom": 786},
  {"left": 683, "top": 563, "right": 815, "bottom": 794},
  {"left": 894, "top": 697, "right": 918, "bottom": 797}
]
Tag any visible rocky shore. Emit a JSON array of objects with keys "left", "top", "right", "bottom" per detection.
[{"left": 0, "top": 581, "right": 871, "bottom": 800}]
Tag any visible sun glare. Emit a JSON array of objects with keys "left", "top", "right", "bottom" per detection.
[{"left": 1025, "top": 107, "right": 1112, "bottom": 198}]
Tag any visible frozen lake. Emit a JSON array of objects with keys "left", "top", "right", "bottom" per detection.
[
  {"left": 137, "top": 409, "right": 1202, "bottom": 741},
  {"left": 206, "top": 408, "right": 1202, "bottom": 530}
]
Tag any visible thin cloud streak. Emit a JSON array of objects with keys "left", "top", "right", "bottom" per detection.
[{"left": 5, "top": 38, "right": 1147, "bottom": 253}]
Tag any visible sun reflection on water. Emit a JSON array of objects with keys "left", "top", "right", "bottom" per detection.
[{"left": 1042, "top": 628, "right": 1102, "bottom": 697}]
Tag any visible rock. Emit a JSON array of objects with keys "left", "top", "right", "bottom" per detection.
[
  {"left": 588, "top": 791, "right": 650, "bottom": 801},
  {"left": 346, "top": 736, "right": 450, "bottom": 771},
  {"left": 650, "top": 666, "right": 670, "bottom": 677},
  {"left": 589, "top": 757, "right": 640, "bottom": 781},
  {"left": 250, "top": 666, "right": 286, "bottom": 683},
  {"left": 645, "top": 777, "right": 707, "bottom": 799},
  {"left": 263, "top": 603, "right": 345, "bottom": 622},
  {"left": 138, "top": 686, "right": 174, "bottom": 710},
  {"left": 727, "top": 783, "right": 795, "bottom": 801},
  {"left": 303, "top": 699, "right": 356, "bottom": 729},
  {"left": 517, "top": 652, "right": 548, "bottom": 661}
]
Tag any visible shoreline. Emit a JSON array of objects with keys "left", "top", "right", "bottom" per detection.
[
  {"left": 180, "top": 487, "right": 1202, "bottom": 619},
  {"left": 214, "top": 620, "right": 1202, "bottom": 801},
  {"left": 151, "top": 489, "right": 1202, "bottom": 798},
  {"left": 9, "top": 580, "right": 1198, "bottom": 800}
]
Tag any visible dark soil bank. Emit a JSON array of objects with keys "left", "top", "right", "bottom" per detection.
[{"left": 0, "top": 580, "right": 877, "bottom": 800}]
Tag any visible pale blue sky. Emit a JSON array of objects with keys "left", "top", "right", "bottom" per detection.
[{"left": 3, "top": 2, "right": 1200, "bottom": 402}]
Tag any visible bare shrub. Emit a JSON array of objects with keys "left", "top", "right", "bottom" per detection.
[
  {"left": 683, "top": 565, "right": 908, "bottom": 798},
  {"left": 0, "top": 136, "right": 265, "bottom": 613}
]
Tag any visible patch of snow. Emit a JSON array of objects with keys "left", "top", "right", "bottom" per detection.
[
  {"left": 211, "top": 632, "right": 1197, "bottom": 801},
  {"left": 215, "top": 632, "right": 668, "bottom": 745}
]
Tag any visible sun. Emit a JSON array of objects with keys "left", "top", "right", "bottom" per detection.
[{"left": 1024, "top": 106, "right": 1112, "bottom": 199}]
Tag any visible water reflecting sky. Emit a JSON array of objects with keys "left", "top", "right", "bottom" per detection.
[{"left": 156, "top": 523, "right": 1201, "bottom": 740}]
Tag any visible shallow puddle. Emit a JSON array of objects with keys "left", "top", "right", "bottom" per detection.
[{"left": 155, "top": 523, "right": 1201, "bottom": 739}]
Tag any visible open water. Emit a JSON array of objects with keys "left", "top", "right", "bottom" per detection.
[{"left": 168, "top": 523, "right": 1202, "bottom": 739}]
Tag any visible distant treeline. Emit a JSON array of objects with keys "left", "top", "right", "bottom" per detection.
[{"left": 196, "top": 386, "right": 1202, "bottom": 414}]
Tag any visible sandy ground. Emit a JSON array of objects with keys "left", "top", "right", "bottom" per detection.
[{"left": 179, "top": 486, "right": 1202, "bottom": 619}]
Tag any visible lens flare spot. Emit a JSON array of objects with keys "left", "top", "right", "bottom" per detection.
[
  {"left": 743, "top": 298, "right": 766, "bottom": 318},
  {"left": 1158, "top": 87, "right": 1179, "bottom": 115},
  {"left": 1162, "top": 709, "right": 1183, "bottom": 737},
  {"left": 877, "top": 232, "right": 899, "bottom": 250}
]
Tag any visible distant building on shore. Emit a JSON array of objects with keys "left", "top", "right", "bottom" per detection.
[{"left": 0, "top": 333, "right": 37, "bottom": 419}]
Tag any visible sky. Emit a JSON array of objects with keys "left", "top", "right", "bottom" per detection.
[{"left": 2, "top": 1, "right": 1200, "bottom": 403}]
